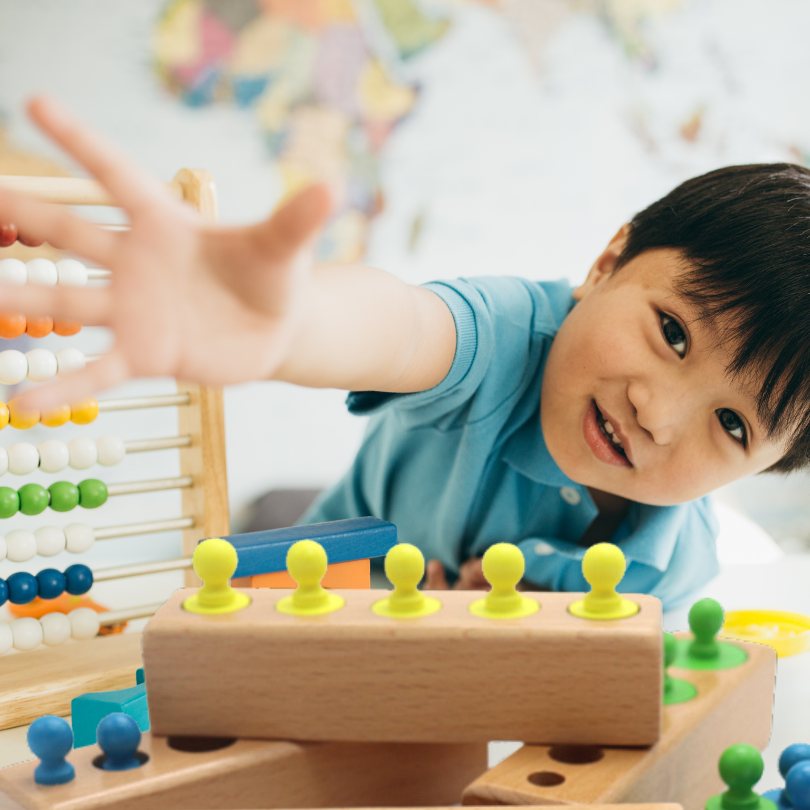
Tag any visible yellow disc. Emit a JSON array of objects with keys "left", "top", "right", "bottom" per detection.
[
  {"left": 721, "top": 610, "right": 810, "bottom": 658},
  {"left": 0, "top": 401, "right": 8, "bottom": 430},
  {"left": 372, "top": 543, "right": 442, "bottom": 618},
  {"left": 568, "top": 543, "right": 639, "bottom": 621},
  {"left": 182, "top": 538, "right": 251, "bottom": 615},
  {"left": 468, "top": 543, "right": 540, "bottom": 620},
  {"left": 70, "top": 398, "right": 99, "bottom": 425},
  {"left": 41, "top": 403, "right": 71, "bottom": 428},
  {"left": 276, "top": 540, "right": 345, "bottom": 616},
  {"left": 8, "top": 398, "right": 39, "bottom": 430}
]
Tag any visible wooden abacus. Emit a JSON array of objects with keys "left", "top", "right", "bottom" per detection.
[{"left": 0, "top": 170, "right": 228, "bottom": 730}]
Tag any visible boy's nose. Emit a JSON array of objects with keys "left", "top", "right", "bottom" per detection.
[{"left": 626, "top": 380, "right": 680, "bottom": 446}]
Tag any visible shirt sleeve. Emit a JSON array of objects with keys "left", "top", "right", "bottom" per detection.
[
  {"left": 346, "top": 276, "right": 556, "bottom": 429},
  {"left": 515, "top": 498, "right": 720, "bottom": 610}
]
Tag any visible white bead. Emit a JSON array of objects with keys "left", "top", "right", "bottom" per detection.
[
  {"left": 0, "top": 623, "right": 12, "bottom": 655},
  {"left": 25, "top": 349, "right": 57, "bottom": 382},
  {"left": 7, "top": 442, "right": 39, "bottom": 475},
  {"left": 0, "top": 257, "right": 27, "bottom": 285},
  {"left": 96, "top": 435, "right": 125, "bottom": 467},
  {"left": 0, "top": 447, "right": 7, "bottom": 477},
  {"left": 0, "top": 350, "right": 28, "bottom": 385},
  {"left": 5, "top": 529, "right": 37, "bottom": 562},
  {"left": 55, "top": 259, "right": 88, "bottom": 286},
  {"left": 55, "top": 347, "right": 86, "bottom": 378},
  {"left": 12, "top": 617, "right": 43, "bottom": 651},
  {"left": 68, "top": 608, "right": 99, "bottom": 640},
  {"left": 36, "top": 526, "right": 66, "bottom": 557},
  {"left": 38, "top": 439, "right": 69, "bottom": 473},
  {"left": 40, "top": 612, "right": 71, "bottom": 647},
  {"left": 68, "top": 437, "right": 97, "bottom": 470},
  {"left": 64, "top": 523, "right": 94, "bottom": 554},
  {"left": 25, "top": 258, "right": 58, "bottom": 286},
  {"left": 0, "top": 535, "right": 5, "bottom": 562}
]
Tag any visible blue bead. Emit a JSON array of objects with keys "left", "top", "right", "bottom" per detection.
[
  {"left": 36, "top": 569, "right": 67, "bottom": 600},
  {"left": 97, "top": 713, "right": 143, "bottom": 771},
  {"left": 64, "top": 564, "right": 93, "bottom": 596},
  {"left": 27, "top": 716, "right": 75, "bottom": 786},
  {"left": 7, "top": 571, "right": 38, "bottom": 604},
  {"left": 781, "top": 744, "right": 810, "bottom": 778},
  {"left": 787, "top": 760, "right": 810, "bottom": 810},
  {"left": 0, "top": 578, "right": 7, "bottom": 607}
]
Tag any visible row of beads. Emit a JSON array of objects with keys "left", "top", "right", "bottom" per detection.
[
  {"left": 0, "top": 524, "right": 94, "bottom": 562},
  {"left": 0, "top": 258, "right": 88, "bottom": 287},
  {"left": 0, "top": 609, "right": 100, "bottom": 654},
  {"left": 0, "top": 479, "right": 107, "bottom": 518},
  {"left": 0, "top": 225, "right": 50, "bottom": 250},
  {"left": 0, "top": 436, "right": 125, "bottom": 477},
  {"left": 0, "top": 348, "right": 85, "bottom": 385},
  {"left": 0, "top": 398, "right": 99, "bottom": 430},
  {"left": 0, "top": 564, "right": 92, "bottom": 606},
  {"left": 0, "top": 314, "right": 80, "bottom": 339}
]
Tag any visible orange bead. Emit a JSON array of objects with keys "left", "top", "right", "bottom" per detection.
[
  {"left": 0, "top": 401, "right": 8, "bottom": 430},
  {"left": 69, "top": 398, "right": 99, "bottom": 425},
  {"left": 41, "top": 403, "right": 71, "bottom": 428},
  {"left": 53, "top": 319, "right": 82, "bottom": 337},
  {"left": 8, "top": 398, "right": 40, "bottom": 430},
  {"left": 25, "top": 315, "right": 53, "bottom": 338},
  {"left": 0, "top": 313, "right": 26, "bottom": 339}
]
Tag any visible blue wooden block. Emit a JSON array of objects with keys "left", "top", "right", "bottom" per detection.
[
  {"left": 219, "top": 517, "right": 397, "bottom": 579},
  {"left": 71, "top": 683, "right": 149, "bottom": 748}
]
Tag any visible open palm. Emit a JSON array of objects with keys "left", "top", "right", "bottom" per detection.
[{"left": 0, "top": 97, "right": 332, "bottom": 412}]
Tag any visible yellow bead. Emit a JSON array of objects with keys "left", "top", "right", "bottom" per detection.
[
  {"left": 469, "top": 543, "right": 539, "bottom": 620},
  {"left": 373, "top": 543, "right": 441, "bottom": 618},
  {"left": 69, "top": 398, "right": 99, "bottom": 425},
  {"left": 568, "top": 543, "right": 640, "bottom": 621},
  {"left": 0, "top": 401, "right": 8, "bottom": 430},
  {"left": 276, "top": 540, "right": 345, "bottom": 616},
  {"left": 8, "top": 398, "right": 40, "bottom": 430},
  {"left": 41, "top": 403, "right": 71, "bottom": 428},
  {"left": 182, "top": 538, "right": 251, "bottom": 615}
]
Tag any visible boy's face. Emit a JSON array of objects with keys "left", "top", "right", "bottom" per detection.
[{"left": 541, "top": 228, "right": 788, "bottom": 507}]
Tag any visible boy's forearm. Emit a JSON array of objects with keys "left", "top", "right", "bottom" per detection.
[{"left": 272, "top": 264, "right": 457, "bottom": 393}]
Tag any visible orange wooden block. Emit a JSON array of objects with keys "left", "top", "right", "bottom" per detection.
[
  {"left": 251, "top": 557, "right": 370, "bottom": 589},
  {"left": 0, "top": 732, "right": 486, "bottom": 810},
  {"left": 461, "top": 634, "right": 775, "bottom": 808},
  {"left": 143, "top": 588, "right": 662, "bottom": 746}
]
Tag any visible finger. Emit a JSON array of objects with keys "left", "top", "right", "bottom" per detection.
[
  {"left": 249, "top": 184, "right": 333, "bottom": 262},
  {"left": 0, "top": 187, "right": 116, "bottom": 264},
  {"left": 0, "top": 284, "right": 113, "bottom": 325},
  {"left": 424, "top": 559, "right": 450, "bottom": 590},
  {"left": 27, "top": 96, "right": 169, "bottom": 216},
  {"left": 456, "top": 558, "right": 488, "bottom": 590},
  {"left": 13, "top": 350, "right": 131, "bottom": 413}
]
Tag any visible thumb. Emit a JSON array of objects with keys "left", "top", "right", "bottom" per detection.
[
  {"left": 251, "top": 183, "right": 333, "bottom": 261},
  {"left": 424, "top": 559, "right": 450, "bottom": 590}
]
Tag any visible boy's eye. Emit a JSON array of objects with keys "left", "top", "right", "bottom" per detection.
[
  {"left": 660, "top": 313, "right": 687, "bottom": 357},
  {"left": 717, "top": 408, "right": 747, "bottom": 447}
]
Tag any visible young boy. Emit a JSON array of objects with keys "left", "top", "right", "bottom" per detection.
[{"left": 0, "top": 98, "right": 806, "bottom": 608}]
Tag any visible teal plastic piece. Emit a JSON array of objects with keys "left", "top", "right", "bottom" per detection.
[
  {"left": 70, "top": 683, "right": 149, "bottom": 748},
  {"left": 136, "top": 668, "right": 145, "bottom": 685}
]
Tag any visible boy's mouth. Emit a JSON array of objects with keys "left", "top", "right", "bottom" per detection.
[
  {"left": 583, "top": 400, "right": 632, "bottom": 468},
  {"left": 594, "top": 403, "right": 627, "bottom": 456}
]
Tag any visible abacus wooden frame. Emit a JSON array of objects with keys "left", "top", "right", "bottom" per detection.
[{"left": 0, "top": 169, "right": 229, "bottom": 730}]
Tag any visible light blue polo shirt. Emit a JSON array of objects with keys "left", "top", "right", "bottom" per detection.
[{"left": 301, "top": 276, "right": 720, "bottom": 608}]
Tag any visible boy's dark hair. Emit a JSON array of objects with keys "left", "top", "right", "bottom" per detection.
[{"left": 615, "top": 163, "right": 810, "bottom": 473}]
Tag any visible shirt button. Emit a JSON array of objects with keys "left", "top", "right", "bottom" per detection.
[
  {"left": 534, "top": 541, "right": 555, "bottom": 556},
  {"left": 560, "top": 487, "right": 581, "bottom": 505}
]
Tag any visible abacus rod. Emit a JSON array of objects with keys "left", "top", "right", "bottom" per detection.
[
  {"left": 107, "top": 476, "right": 193, "bottom": 497},
  {"left": 86, "top": 269, "right": 111, "bottom": 280},
  {"left": 93, "top": 556, "right": 192, "bottom": 582},
  {"left": 0, "top": 175, "right": 183, "bottom": 205},
  {"left": 99, "top": 603, "right": 165, "bottom": 625},
  {"left": 123, "top": 435, "right": 192, "bottom": 453},
  {"left": 98, "top": 393, "right": 191, "bottom": 412},
  {"left": 94, "top": 516, "right": 194, "bottom": 541}
]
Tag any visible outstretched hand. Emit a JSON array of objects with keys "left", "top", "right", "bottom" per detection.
[
  {"left": 0, "top": 97, "right": 333, "bottom": 412},
  {"left": 424, "top": 558, "right": 489, "bottom": 590}
]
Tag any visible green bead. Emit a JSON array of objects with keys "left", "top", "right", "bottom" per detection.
[
  {"left": 0, "top": 487, "right": 19, "bottom": 518},
  {"left": 18, "top": 483, "right": 49, "bottom": 516},
  {"left": 78, "top": 479, "right": 108, "bottom": 509},
  {"left": 49, "top": 481, "right": 80, "bottom": 513}
]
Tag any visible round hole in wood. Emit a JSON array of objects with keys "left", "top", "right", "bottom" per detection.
[
  {"left": 527, "top": 771, "right": 566, "bottom": 787},
  {"left": 548, "top": 745, "right": 605, "bottom": 765},
  {"left": 92, "top": 751, "right": 149, "bottom": 770},
  {"left": 167, "top": 736, "right": 237, "bottom": 753}
]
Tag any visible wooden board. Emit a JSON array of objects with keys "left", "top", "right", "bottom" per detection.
[
  {"left": 0, "top": 732, "right": 486, "bottom": 810},
  {"left": 143, "top": 587, "right": 663, "bottom": 746},
  {"left": 461, "top": 635, "right": 775, "bottom": 808},
  {"left": 0, "top": 635, "right": 142, "bottom": 730}
]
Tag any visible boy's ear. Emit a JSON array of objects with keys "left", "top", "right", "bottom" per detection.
[{"left": 573, "top": 224, "right": 630, "bottom": 302}]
